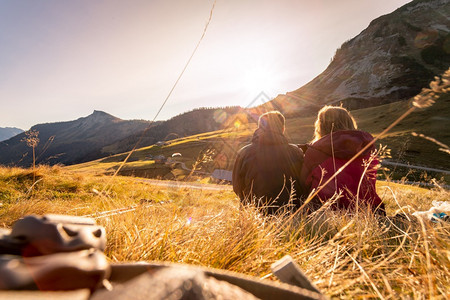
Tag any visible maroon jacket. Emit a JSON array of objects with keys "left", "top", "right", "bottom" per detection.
[
  {"left": 300, "top": 130, "right": 385, "bottom": 214},
  {"left": 233, "top": 128, "right": 306, "bottom": 214}
]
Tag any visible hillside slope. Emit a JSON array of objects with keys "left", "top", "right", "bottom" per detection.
[
  {"left": 102, "top": 106, "right": 250, "bottom": 155},
  {"left": 268, "top": 0, "right": 450, "bottom": 113}
]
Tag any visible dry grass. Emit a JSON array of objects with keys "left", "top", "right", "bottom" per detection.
[{"left": 0, "top": 165, "right": 449, "bottom": 298}]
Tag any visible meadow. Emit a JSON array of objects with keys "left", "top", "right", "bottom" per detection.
[{"left": 0, "top": 165, "right": 449, "bottom": 298}]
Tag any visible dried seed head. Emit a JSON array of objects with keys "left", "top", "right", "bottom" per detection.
[
  {"left": 412, "top": 67, "right": 450, "bottom": 108},
  {"left": 412, "top": 90, "right": 435, "bottom": 108}
]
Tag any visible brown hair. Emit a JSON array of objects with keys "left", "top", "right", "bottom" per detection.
[
  {"left": 313, "top": 105, "right": 357, "bottom": 141},
  {"left": 258, "top": 111, "right": 285, "bottom": 133}
]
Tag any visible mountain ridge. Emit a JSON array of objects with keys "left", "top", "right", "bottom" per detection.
[
  {"left": 101, "top": 106, "right": 249, "bottom": 155},
  {"left": 0, "top": 107, "right": 249, "bottom": 167}
]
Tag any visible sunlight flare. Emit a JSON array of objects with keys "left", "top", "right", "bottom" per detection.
[{"left": 241, "top": 64, "right": 280, "bottom": 98}]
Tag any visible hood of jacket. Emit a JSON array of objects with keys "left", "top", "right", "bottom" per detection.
[
  {"left": 251, "top": 128, "right": 288, "bottom": 145},
  {"left": 310, "top": 130, "right": 375, "bottom": 160}
]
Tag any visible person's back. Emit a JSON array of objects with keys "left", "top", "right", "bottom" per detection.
[
  {"left": 300, "top": 106, "right": 385, "bottom": 215},
  {"left": 233, "top": 111, "right": 305, "bottom": 215}
]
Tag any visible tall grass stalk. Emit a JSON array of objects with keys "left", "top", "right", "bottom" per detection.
[{"left": 21, "top": 130, "right": 39, "bottom": 185}]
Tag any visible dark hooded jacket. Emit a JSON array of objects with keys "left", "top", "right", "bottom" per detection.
[
  {"left": 300, "top": 130, "right": 385, "bottom": 214},
  {"left": 232, "top": 128, "right": 306, "bottom": 214}
]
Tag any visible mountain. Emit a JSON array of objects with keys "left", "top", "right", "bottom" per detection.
[
  {"left": 0, "top": 111, "right": 151, "bottom": 167},
  {"left": 0, "top": 127, "right": 23, "bottom": 142},
  {"left": 0, "top": 107, "right": 250, "bottom": 167},
  {"left": 267, "top": 0, "right": 450, "bottom": 113}
]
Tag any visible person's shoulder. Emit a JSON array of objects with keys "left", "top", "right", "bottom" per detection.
[
  {"left": 358, "top": 130, "right": 375, "bottom": 140},
  {"left": 237, "top": 143, "right": 254, "bottom": 156}
]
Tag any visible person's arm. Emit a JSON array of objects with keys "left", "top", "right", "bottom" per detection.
[{"left": 298, "top": 143, "right": 308, "bottom": 153}]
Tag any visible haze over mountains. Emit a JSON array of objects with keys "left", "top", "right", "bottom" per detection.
[
  {"left": 0, "top": 0, "right": 449, "bottom": 167},
  {"left": 0, "top": 127, "right": 23, "bottom": 142}
]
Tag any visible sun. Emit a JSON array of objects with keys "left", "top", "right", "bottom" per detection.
[{"left": 241, "top": 64, "right": 280, "bottom": 98}]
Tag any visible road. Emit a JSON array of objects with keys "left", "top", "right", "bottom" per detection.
[
  {"left": 173, "top": 159, "right": 450, "bottom": 177},
  {"left": 381, "top": 160, "right": 450, "bottom": 175},
  {"left": 137, "top": 178, "right": 232, "bottom": 191},
  {"left": 136, "top": 160, "right": 450, "bottom": 192}
]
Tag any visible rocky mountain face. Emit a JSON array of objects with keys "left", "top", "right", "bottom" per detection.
[
  {"left": 0, "top": 111, "right": 151, "bottom": 166},
  {"left": 269, "top": 0, "right": 450, "bottom": 113},
  {"left": 0, "top": 127, "right": 23, "bottom": 142}
]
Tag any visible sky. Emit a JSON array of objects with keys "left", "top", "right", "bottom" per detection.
[{"left": 0, "top": 0, "right": 412, "bottom": 130}]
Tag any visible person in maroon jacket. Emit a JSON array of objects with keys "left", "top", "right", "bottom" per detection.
[
  {"left": 233, "top": 111, "right": 306, "bottom": 215},
  {"left": 300, "top": 106, "right": 385, "bottom": 215}
]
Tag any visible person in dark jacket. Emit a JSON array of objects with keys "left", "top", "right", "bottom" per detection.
[
  {"left": 300, "top": 105, "right": 385, "bottom": 215},
  {"left": 232, "top": 111, "right": 306, "bottom": 215}
]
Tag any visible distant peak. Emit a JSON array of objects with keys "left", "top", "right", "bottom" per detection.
[
  {"left": 78, "top": 110, "right": 122, "bottom": 124},
  {"left": 88, "top": 110, "right": 119, "bottom": 119},
  {"left": 92, "top": 110, "right": 110, "bottom": 116}
]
